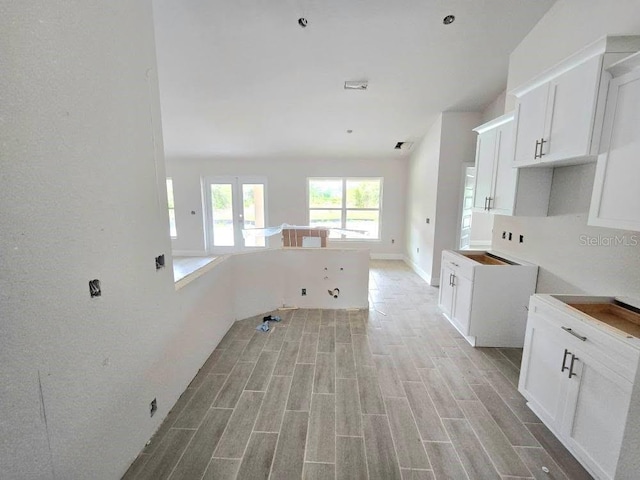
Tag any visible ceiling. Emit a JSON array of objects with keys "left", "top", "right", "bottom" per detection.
[{"left": 152, "top": 0, "right": 556, "bottom": 160}]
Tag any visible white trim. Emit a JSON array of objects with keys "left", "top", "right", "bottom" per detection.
[
  {"left": 469, "top": 240, "right": 492, "bottom": 249},
  {"left": 403, "top": 256, "right": 438, "bottom": 286},
  {"left": 172, "top": 250, "right": 209, "bottom": 257},
  {"left": 370, "top": 253, "right": 404, "bottom": 260}
]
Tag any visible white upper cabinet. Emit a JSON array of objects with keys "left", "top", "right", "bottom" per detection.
[
  {"left": 473, "top": 113, "right": 552, "bottom": 216},
  {"left": 589, "top": 52, "right": 640, "bottom": 232},
  {"left": 510, "top": 35, "right": 640, "bottom": 168}
]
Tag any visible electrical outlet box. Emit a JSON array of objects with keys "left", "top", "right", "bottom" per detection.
[
  {"left": 301, "top": 288, "right": 307, "bottom": 296},
  {"left": 89, "top": 279, "right": 101, "bottom": 298},
  {"left": 519, "top": 235, "right": 524, "bottom": 243},
  {"left": 150, "top": 398, "right": 157, "bottom": 417},
  {"left": 155, "top": 254, "right": 165, "bottom": 270}
]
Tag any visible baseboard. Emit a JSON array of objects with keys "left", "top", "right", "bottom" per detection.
[
  {"left": 402, "top": 256, "right": 433, "bottom": 285},
  {"left": 469, "top": 241, "right": 492, "bottom": 249},
  {"left": 172, "top": 250, "right": 209, "bottom": 257},
  {"left": 370, "top": 253, "right": 405, "bottom": 260}
]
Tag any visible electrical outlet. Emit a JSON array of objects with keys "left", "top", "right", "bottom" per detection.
[
  {"left": 391, "top": 239, "right": 395, "bottom": 244},
  {"left": 426, "top": 218, "right": 430, "bottom": 224},
  {"left": 417, "top": 247, "right": 420, "bottom": 253},
  {"left": 502, "top": 231, "right": 507, "bottom": 239},
  {"left": 301, "top": 288, "right": 307, "bottom": 296},
  {"left": 150, "top": 398, "right": 157, "bottom": 417},
  {"left": 519, "top": 235, "right": 524, "bottom": 244},
  {"left": 155, "top": 254, "right": 165, "bottom": 270},
  {"left": 508, "top": 232, "right": 513, "bottom": 241}
]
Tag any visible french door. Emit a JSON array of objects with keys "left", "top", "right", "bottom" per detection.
[{"left": 204, "top": 176, "right": 267, "bottom": 254}]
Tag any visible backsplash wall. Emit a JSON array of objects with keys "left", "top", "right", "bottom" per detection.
[{"left": 492, "top": 164, "right": 640, "bottom": 297}]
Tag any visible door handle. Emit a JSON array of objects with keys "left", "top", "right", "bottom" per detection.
[
  {"left": 534, "top": 140, "right": 540, "bottom": 159},
  {"left": 561, "top": 326, "right": 587, "bottom": 342},
  {"left": 568, "top": 354, "right": 578, "bottom": 378},
  {"left": 561, "top": 349, "right": 570, "bottom": 373}
]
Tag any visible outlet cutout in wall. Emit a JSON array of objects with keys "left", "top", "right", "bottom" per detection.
[
  {"left": 155, "top": 254, "right": 165, "bottom": 270},
  {"left": 301, "top": 288, "right": 307, "bottom": 296},
  {"left": 426, "top": 218, "right": 430, "bottom": 224},
  {"left": 150, "top": 398, "right": 157, "bottom": 417},
  {"left": 391, "top": 239, "right": 395, "bottom": 244},
  {"left": 502, "top": 231, "right": 507, "bottom": 239},
  {"left": 417, "top": 247, "right": 420, "bottom": 253},
  {"left": 508, "top": 232, "right": 513, "bottom": 241},
  {"left": 89, "top": 279, "right": 101, "bottom": 298},
  {"left": 519, "top": 235, "right": 524, "bottom": 244}
]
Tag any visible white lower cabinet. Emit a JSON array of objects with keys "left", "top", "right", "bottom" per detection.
[
  {"left": 520, "top": 295, "right": 640, "bottom": 480},
  {"left": 438, "top": 250, "right": 538, "bottom": 347}
]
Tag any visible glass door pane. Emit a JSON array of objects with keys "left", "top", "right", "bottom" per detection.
[
  {"left": 210, "top": 184, "right": 234, "bottom": 247},
  {"left": 242, "top": 183, "right": 265, "bottom": 247}
]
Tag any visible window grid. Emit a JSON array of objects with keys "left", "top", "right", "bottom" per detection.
[{"left": 308, "top": 177, "right": 382, "bottom": 240}]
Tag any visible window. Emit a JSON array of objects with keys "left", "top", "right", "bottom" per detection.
[
  {"left": 308, "top": 178, "right": 382, "bottom": 239},
  {"left": 166, "top": 178, "right": 177, "bottom": 238}
]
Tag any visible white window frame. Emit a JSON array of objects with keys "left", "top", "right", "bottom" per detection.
[{"left": 307, "top": 177, "right": 383, "bottom": 241}]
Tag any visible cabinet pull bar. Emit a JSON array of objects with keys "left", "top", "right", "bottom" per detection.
[
  {"left": 487, "top": 197, "right": 492, "bottom": 211},
  {"left": 539, "top": 138, "right": 546, "bottom": 157},
  {"left": 451, "top": 274, "right": 456, "bottom": 287},
  {"left": 561, "top": 326, "right": 587, "bottom": 341},
  {"left": 568, "top": 354, "right": 578, "bottom": 378},
  {"left": 484, "top": 197, "right": 488, "bottom": 211},
  {"left": 449, "top": 273, "right": 453, "bottom": 286},
  {"left": 534, "top": 140, "right": 540, "bottom": 159},
  {"left": 561, "top": 349, "right": 570, "bottom": 372}
]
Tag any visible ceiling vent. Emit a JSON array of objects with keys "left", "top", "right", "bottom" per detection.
[
  {"left": 395, "top": 141, "right": 414, "bottom": 151},
  {"left": 344, "top": 80, "right": 368, "bottom": 90}
]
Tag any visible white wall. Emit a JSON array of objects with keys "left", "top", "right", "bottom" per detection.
[
  {"left": 405, "top": 112, "right": 481, "bottom": 284},
  {"left": 493, "top": 0, "right": 640, "bottom": 303},
  {"left": 166, "top": 156, "right": 408, "bottom": 257},
  {"left": 0, "top": 2, "right": 181, "bottom": 479},
  {"left": 405, "top": 116, "right": 443, "bottom": 282}
]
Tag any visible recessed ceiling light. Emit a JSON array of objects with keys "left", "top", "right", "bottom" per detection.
[
  {"left": 344, "top": 80, "right": 368, "bottom": 90},
  {"left": 443, "top": 14, "right": 455, "bottom": 25}
]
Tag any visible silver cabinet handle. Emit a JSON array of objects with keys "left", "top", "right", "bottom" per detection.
[
  {"left": 534, "top": 140, "right": 540, "bottom": 159},
  {"left": 561, "top": 349, "right": 570, "bottom": 373},
  {"left": 568, "top": 354, "right": 578, "bottom": 378},
  {"left": 484, "top": 197, "right": 488, "bottom": 211},
  {"left": 539, "top": 138, "right": 546, "bottom": 157},
  {"left": 449, "top": 273, "right": 453, "bottom": 286},
  {"left": 561, "top": 326, "right": 587, "bottom": 342},
  {"left": 487, "top": 197, "right": 493, "bottom": 211},
  {"left": 451, "top": 274, "right": 456, "bottom": 287}
]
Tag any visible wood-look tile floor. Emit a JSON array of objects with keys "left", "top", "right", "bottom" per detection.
[{"left": 124, "top": 260, "right": 593, "bottom": 480}]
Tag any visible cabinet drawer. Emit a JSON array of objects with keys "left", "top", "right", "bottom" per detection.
[
  {"left": 441, "top": 251, "right": 474, "bottom": 281},
  {"left": 530, "top": 297, "right": 639, "bottom": 382}
]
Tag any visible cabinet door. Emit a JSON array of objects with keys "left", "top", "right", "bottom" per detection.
[
  {"left": 490, "top": 121, "right": 517, "bottom": 214},
  {"left": 518, "top": 313, "right": 570, "bottom": 429},
  {"left": 451, "top": 273, "right": 472, "bottom": 335},
  {"left": 513, "top": 83, "right": 549, "bottom": 167},
  {"left": 561, "top": 351, "right": 632, "bottom": 480},
  {"left": 544, "top": 56, "right": 602, "bottom": 162},
  {"left": 473, "top": 130, "right": 497, "bottom": 211},
  {"left": 589, "top": 67, "right": 640, "bottom": 231},
  {"left": 439, "top": 265, "right": 455, "bottom": 317}
]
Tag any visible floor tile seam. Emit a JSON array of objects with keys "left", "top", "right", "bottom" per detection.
[
  {"left": 266, "top": 366, "right": 297, "bottom": 480},
  {"left": 212, "top": 391, "right": 264, "bottom": 460},
  {"left": 163, "top": 424, "right": 197, "bottom": 480},
  {"left": 234, "top": 394, "right": 269, "bottom": 472},
  {"left": 384, "top": 395, "right": 433, "bottom": 472},
  {"left": 456, "top": 400, "right": 534, "bottom": 478}
]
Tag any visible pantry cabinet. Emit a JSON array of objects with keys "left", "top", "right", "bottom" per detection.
[
  {"left": 520, "top": 295, "right": 640, "bottom": 480},
  {"left": 510, "top": 35, "right": 640, "bottom": 168},
  {"left": 589, "top": 51, "right": 640, "bottom": 232},
  {"left": 472, "top": 113, "right": 553, "bottom": 216}
]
